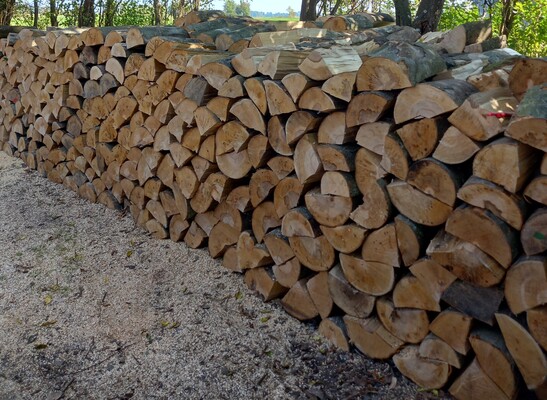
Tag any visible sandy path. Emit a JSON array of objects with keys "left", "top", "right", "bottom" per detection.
[{"left": 0, "top": 152, "right": 435, "bottom": 399}]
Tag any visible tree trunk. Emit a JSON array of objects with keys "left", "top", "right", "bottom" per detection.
[
  {"left": 104, "top": 0, "right": 117, "bottom": 26},
  {"left": 50, "top": 0, "right": 58, "bottom": 27},
  {"left": 299, "top": 0, "right": 317, "bottom": 21},
  {"left": 33, "top": 0, "right": 38, "bottom": 27},
  {"left": 79, "top": 0, "right": 95, "bottom": 27},
  {"left": 0, "top": 0, "right": 15, "bottom": 25},
  {"left": 499, "top": 0, "right": 516, "bottom": 38},
  {"left": 413, "top": 0, "right": 445, "bottom": 33},
  {"left": 153, "top": 0, "right": 161, "bottom": 25},
  {"left": 393, "top": 0, "right": 412, "bottom": 26}
]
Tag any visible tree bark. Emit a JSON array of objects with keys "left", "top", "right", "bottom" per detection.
[
  {"left": 79, "top": 0, "right": 95, "bottom": 27},
  {"left": 393, "top": 0, "right": 412, "bottom": 26},
  {"left": 33, "top": 0, "right": 38, "bottom": 27},
  {"left": 412, "top": 0, "right": 445, "bottom": 33},
  {"left": 50, "top": 0, "right": 58, "bottom": 27}
]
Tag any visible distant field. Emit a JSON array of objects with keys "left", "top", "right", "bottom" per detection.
[{"left": 258, "top": 17, "right": 300, "bottom": 22}]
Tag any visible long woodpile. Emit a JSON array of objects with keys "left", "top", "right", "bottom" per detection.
[{"left": 0, "top": 11, "right": 546, "bottom": 398}]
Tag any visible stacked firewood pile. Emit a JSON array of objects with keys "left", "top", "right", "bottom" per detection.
[{"left": 0, "top": 11, "right": 545, "bottom": 398}]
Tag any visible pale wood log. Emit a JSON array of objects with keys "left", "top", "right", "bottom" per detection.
[
  {"left": 344, "top": 315, "right": 403, "bottom": 360},
  {"left": 272, "top": 257, "right": 302, "bottom": 288},
  {"left": 506, "top": 83, "right": 547, "bottom": 152},
  {"left": 320, "top": 171, "right": 358, "bottom": 196},
  {"left": 226, "top": 185, "right": 251, "bottom": 213},
  {"left": 380, "top": 133, "right": 410, "bottom": 180},
  {"left": 419, "top": 334, "right": 463, "bottom": 368},
  {"left": 504, "top": 256, "right": 547, "bottom": 315},
  {"left": 208, "top": 221, "right": 239, "bottom": 258},
  {"left": 409, "top": 257, "right": 456, "bottom": 304},
  {"left": 244, "top": 266, "right": 287, "bottom": 301},
  {"left": 285, "top": 111, "right": 320, "bottom": 146},
  {"left": 509, "top": 58, "right": 547, "bottom": 101},
  {"left": 356, "top": 42, "right": 445, "bottom": 91},
  {"left": 449, "top": 358, "right": 510, "bottom": 400},
  {"left": 321, "top": 71, "right": 356, "bottom": 102},
  {"left": 396, "top": 117, "right": 447, "bottom": 161},
  {"left": 298, "top": 87, "right": 343, "bottom": 113},
  {"left": 340, "top": 253, "right": 394, "bottom": 296},
  {"left": 215, "top": 24, "right": 276, "bottom": 51},
  {"left": 448, "top": 87, "right": 517, "bottom": 141},
  {"left": 273, "top": 176, "right": 304, "bottom": 218},
  {"left": 304, "top": 188, "right": 352, "bottom": 228},
  {"left": 328, "top": 264, "right": 375, "bottom": 318},
  {"left": 393, "top": 274, "right": 440, "bottom": 311},
  {"left": 281, "top": 72, "right": 317, "bottom": 103},
  {"left": 229, "top": 98, "right": 265, "bottom": 134},
  {"left": 354, "top": 148, "right": 388, "bottom": 191},
  {"left": 126, "top": 26, "right": 189, "bottom": 50},
  {"left": 305, "top": 271, "right": 333, "bottom": 319},
  {"left": 430, "top": 308, "right": 472, "bottom": 355},
  {"left": 267, "top": 156, "right": 294, "bottom": 180},
  {"left": 346, "top": 91, "right": 395, "bottom": 128},
  {"left": 387, "top": 179, "right": 453, "bottom": 226},
  {"left": 394, "top": 214, "right": 425, "bottom": 267},
  {"left": 524, "top": 175, "right": 547, "bottom": 206},
  {"left": 318, "top": 112, "right": 356, "bottom": 145},
  {"left": 458, "top": 176, "right": 527, "bottom": 230},
  {"left": 407, "top": 158, "right": 460, "bottom": 207},
  {"left": 267, "top": 115, "right": 292, "bottom": 156},
  {"left": 252, "top": 201, "right": 281, "bottom": 243},
  {"left": 445, "top": 205, "right": 519, "bottom": 268},
  {"left": 426, "top": 230, "right": 505, "bottom": 287},
  {"left": 377, "top": 297, "right": 429, "bottom": 344},
  {"left": 236, "top": 231, "right": 272, "bottom": 270},
  {"left": 294, "top": 133, "right": 323, "bottom": 185},
  {"left": 318, "top": 317, "right": 349, "bottom": 351},
  {"left": 394, "top": 80, "right": 477, "bottom": 124},
  {"left": 322, "top": 14, "right": 373, "bottom": 31},
  {"left": 289, "top": 236, "right": 335, "bottom": 271},
  {"left": 216, "top": 149, "right": 252, "bottom": 180},
  {"left": 298, "top": 46, "right": 362, "bottom": 81},
  {"left": 496, "top": 313, "right": 547, "bottom": 390},
  {"left": 393, "top": 345, "right": 451, "bottom": 390},
  {"left": 432, "top": 125, "right": 481, "bottom": 164},
  {"left": 281, "top": 278, "right": 319, "bottom": 320},
  {"left": 258, "top": 49, "right": 311, "bottom": 80},
  {"left": 361, "top": 223, "right": 400, "bottom": 266}
]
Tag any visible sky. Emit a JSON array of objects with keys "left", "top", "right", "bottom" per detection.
[{"left": 210, "top": 0, "right": 299, "bottom": 14}]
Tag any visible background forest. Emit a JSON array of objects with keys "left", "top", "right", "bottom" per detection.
[{"left": 0, "top": 0, "right": 544, "bottom": 56}]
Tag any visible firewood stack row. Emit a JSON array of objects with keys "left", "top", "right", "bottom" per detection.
[{"left": 0, "top": 15, "right": 545, "bottom": 398}]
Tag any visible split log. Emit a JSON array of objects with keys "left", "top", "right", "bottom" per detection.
[
  {"left": 524, "top": 175, "right": 547, "bottom": 206},
  {"left": 409, "top": 257, "right": 456, "bottom": 303},
  {"left": 509, "top": 58, "right": 547, "bottom": 101},
  {"left": 496, "top": 313, "right": 547, "bottom": 390},
  {"left": 289, "top": 235, "right": 335, "bottom": 272},
  {"left": 506, "top": 83, "right": 547, "bottom": 152},
  {"left": 426, "top": 230, "right": 505, "bottom": 287},
  {"left": 430, "top": 308, "right": 472, "bottom": 355},
  {"left": 432, "top": 126, "right": 481, "bottom": 164},
  {"left": 394, "top": 79, "right": 477, "bottom": 124},
  {"left": 445, "top": 205, "right": 519, "bottom": 268},
  {"left": 393, "top": 345, "right": 451, "bottom": 390},
  {"left": 346, "top": 91, "right": 395, "bottom": 127},
  {"left": 244, "top": 267, "right": 287, "bottom": 301},
  {"left": 281, "top": 278, "right": 319, "bottom": 320},
  {"left": 457, "top": 176, "right": 527, "bottom": 230},
  {"left": 344, "top": 315, "right": 404, "bottom": 360},
  {"left": 356, "top": 42, "right": 446, "bottom": 91},
  {"left": 449, "top": 358, "right": 510, "bottom": 400},
  {"left": 528, "top": 306, "right": 547, "bottom": 351},
  {"left": 376, "top": 297, "right": 429, "bottom": 344},
  {"left": 396, "top": 117, "right": 447, "bottom": 161},
  {"left": 328, "top": 264, "right": 375, "bottom": 318},
  {"left": 304, "top": 188, "right": 353, "bottom": 227},
  {"left": 505, "top": 256, "right": 547, "bottom": 315},
  {"left": 393, "top": 274, "right": 440, "bottom": 311},
  {"left": 340, "top": 253, "right": 394, "bottom": 296},
  {"left": 394, "top": 214, "right": 426, "bottom": 267},
  {"left": 419, "top": 334, "right": 463, "bottom": 369},
  {"left": 320, "top": 224, "right": 366, "bottom": 254},
  {"left": 318, "top": 317, "right": 349, "bottom": 351},
  {"left": 298, "top": 46, "right": 362, "bottom": 81}
]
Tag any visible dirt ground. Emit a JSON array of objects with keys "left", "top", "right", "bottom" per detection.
[{"left": 0, "top": 151, "right": 447, "bottom": 400}]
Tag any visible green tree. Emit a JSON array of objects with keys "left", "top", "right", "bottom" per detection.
[
  {"left": 224, "top": 0, "right": 236, "bottom": 15},
  {"left": 235, "top": 0, "right": 249, "bottom": 15},
  {"left": 287, "top": 5, "right": 296, "bottom": 18}
]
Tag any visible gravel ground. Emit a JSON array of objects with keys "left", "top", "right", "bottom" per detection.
[{"left": 0, "top": 152, "right": 447, "bottom": 400}]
